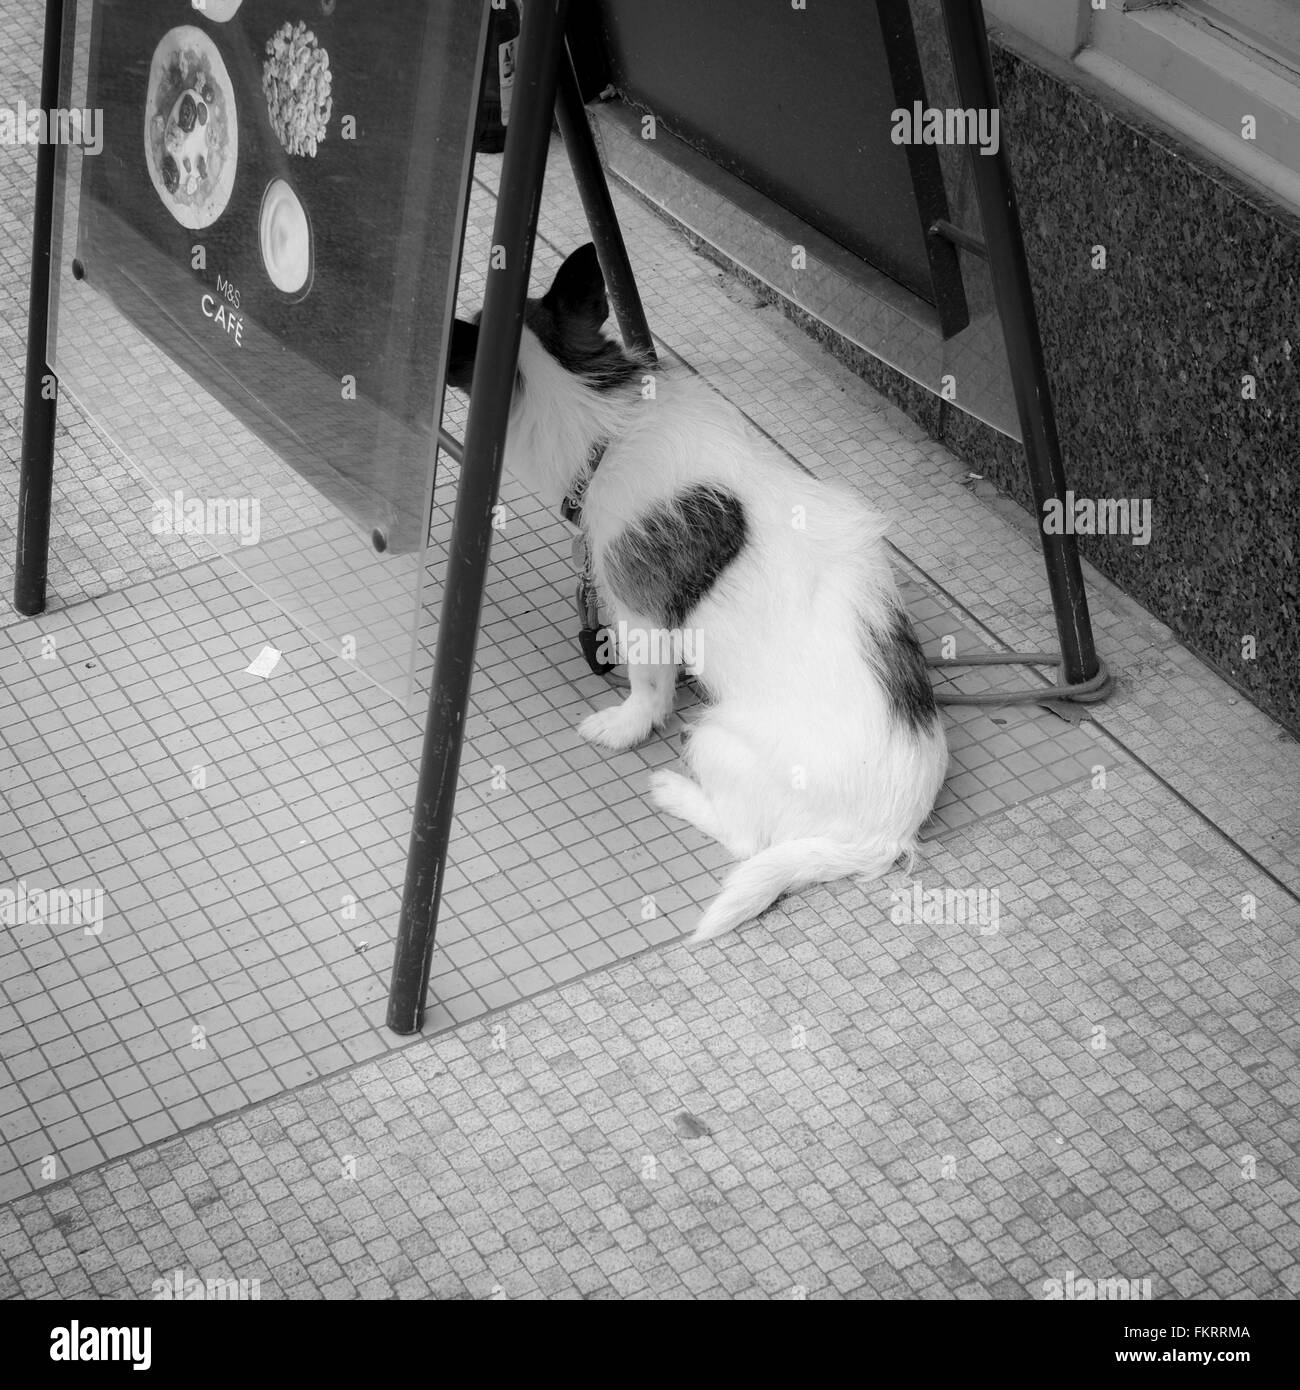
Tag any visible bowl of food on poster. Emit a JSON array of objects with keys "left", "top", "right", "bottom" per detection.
[{"left": 259, "top": 177, "right": 313, "bottom": 299}]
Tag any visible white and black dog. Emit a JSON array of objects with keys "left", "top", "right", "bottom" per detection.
[{"left": 448, "top": 245, "right": 947, "bottom": 943}]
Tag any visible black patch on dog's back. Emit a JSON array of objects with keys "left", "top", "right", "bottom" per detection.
[
  {"left": 863, "top": 605, "right": 938, "bottom": 733},
  {"left": 604, "top": 486, "right": 747, "bottom": 627}
]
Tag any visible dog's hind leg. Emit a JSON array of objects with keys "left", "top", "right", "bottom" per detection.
[
  {"left": 578, "top": 613, "right": 678, "bottom": 751},
  {"left": 646, "top": 769, "right": 744, "bottom": 852},
  {"left": 673, "top": 722, "right": 770, "bottom": 859}
]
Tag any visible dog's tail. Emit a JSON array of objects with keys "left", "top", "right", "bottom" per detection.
[{"left": 690, "top": 836, "right": 907, "bottom": 944}]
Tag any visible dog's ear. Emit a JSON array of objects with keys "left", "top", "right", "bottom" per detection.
[
  {"left": 542, "top": 243, "right": 609, "bottom": 330},
  {"left": 445, "top": 318, "right": 479, "bottom": 391}
]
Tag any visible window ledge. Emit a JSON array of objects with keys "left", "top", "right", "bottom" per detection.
[{"left": 1079, "top": 6, "right": 1300, "bottom": 216}]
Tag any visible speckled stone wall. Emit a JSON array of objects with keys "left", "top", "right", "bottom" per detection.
[{"left": 947, "top": 41, "right": 1300, "bottom": 737}]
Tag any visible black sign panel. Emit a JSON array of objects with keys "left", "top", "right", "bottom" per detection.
[
  {"left": 587, "top": 0, "right": 967, "bottom": 337},
  {"left": 73, "top": 0, "right": 488, "bottom": 554}
]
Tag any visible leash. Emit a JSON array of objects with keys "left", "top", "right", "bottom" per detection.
[{"left": 561, "top": 440, "right": 617, "bottom": 675}]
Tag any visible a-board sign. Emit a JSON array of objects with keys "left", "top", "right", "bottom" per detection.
[{"left": 71, "top": 0, "right": 489, "bottom": 555}]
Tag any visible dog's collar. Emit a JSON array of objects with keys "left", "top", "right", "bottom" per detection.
[{"left": 560, "top": 439, "right": 608, "bottom": 524}]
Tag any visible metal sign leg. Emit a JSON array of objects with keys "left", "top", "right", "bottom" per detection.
[
  {"left": 13, "top": 0, "right": 64, "bottom": 618},
  {"left": 387, "top": 0, "right": 572, "bottom": 1035},
  {"left": 938, "top": 0, "right": 1103, "bottom": 690},
  {"left": 554, "top": 41, "right": 656, "bottom": 362}
]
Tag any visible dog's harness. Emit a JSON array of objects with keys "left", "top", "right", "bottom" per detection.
[
  {"left": 561, "top": 440, "right": 616, "bottom": 675},
  {"left": 560, "top": 438, "right": 606, "bottom": 524}
]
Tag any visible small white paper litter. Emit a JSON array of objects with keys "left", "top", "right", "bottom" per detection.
[{"left": 245, "top": 646, "right": 282, "bottom": 678}]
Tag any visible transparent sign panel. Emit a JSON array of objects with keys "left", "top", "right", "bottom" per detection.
[{"left": 49, "top": 0, "right": 489, "bottom": 700}]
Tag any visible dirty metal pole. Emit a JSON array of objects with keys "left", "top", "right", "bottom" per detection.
[
  {"left": 388, "top": 0, "right": 571, "bottom": 1035},
  {"left": 938, "top": 0, "right": 1103, "bottom": 689},
  {"left": 14, "top": 0, "right": 64, "bottom": 617},
  {"left": 553, "top": 39, "right": 655, "bottom": 361}
]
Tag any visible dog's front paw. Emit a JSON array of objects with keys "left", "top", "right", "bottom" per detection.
[{"left": 579, "top": 701, "right": 653, "bottom": 751}]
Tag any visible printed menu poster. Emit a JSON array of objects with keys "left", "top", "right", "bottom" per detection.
[{"left": 75, "top": 0, "right": 489, "bottom": 554}]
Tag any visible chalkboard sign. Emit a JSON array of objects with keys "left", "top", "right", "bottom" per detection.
[{"left": 71, "top": 0, "right": 488, "bottom": 555}]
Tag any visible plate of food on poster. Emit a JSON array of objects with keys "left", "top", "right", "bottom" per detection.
[{"left": 144, "top": 25, "right": 239, "bottom": 230}]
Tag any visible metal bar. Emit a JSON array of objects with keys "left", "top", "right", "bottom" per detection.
[
  {"left": 436, "top": 425, "right": 464, "bottom": 466},
  {"left": 388, "top": 0, "right": 571, "bottom": 1035},
  {"left": 554, "top": 36, "right": 655, "bottom": 361},
  {"left": 877, "top": 0, "right": 969, "bottom": 339},
  {"left": 937, "top": 0, "right": 1101, "bottom": 688},
  {"left": 13, "top": 0, "right": 64, "bottom": 617},
  {"left": 929, "top": 218, "right": 987, "bottom": 259}
]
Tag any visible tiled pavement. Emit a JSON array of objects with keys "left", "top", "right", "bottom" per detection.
[
  {"left": 1, "top": 8, "right": 1108, "bottom": 1190},
  {"left": 2, "top": 2, "right": 1299, "bottom": 1299},
  {"left": 5, "top": 779, "right": 1298, "bottom": 1301}
]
